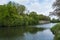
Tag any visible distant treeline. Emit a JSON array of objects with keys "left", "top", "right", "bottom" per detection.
[
  {"left": 50, "top": 18, "right": 60, "bottom": 23},
  {"left": 0, "top": 1, "right": 50, "bottom": 27}
]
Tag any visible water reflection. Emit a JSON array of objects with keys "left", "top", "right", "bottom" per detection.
[
  {"left": 32, "top": 23, "right": 56, "bottom": 29},
  {"left": 0, "top": 27, "right": 44, "bottom": 39},
  {"left": 0, "top": 23, "right": 56, "bottom": 40},
  {"left": 24, "top": 29, "right": 54, "bottom": 40},
  {"left": 7, "top": 29, "right": 54, "bottom": 40}
]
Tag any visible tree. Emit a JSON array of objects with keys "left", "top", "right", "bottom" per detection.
[
  {"left": 38, "top": 14, "right": 50, "bottom": 21},
  {"left": 7, "top": 1, "right": 26, "bottom": 15},
  {"left": 29, "top": 12, "right": 39, "bottom": 24},
  {"left": 0, "top": 1, "right": 18, "bottom": 27},
  {"left": 0, "top": 1, "right": 51, "bottom": 27},
  {"left": 17, "top": 5, "right": 26, "bottom": 15},
  {"left": 50, "top": 0, "right": 60, "bottom": 18}
]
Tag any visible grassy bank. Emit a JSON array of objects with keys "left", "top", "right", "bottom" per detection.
[{"left": 51, "top": 23, "right": 60, "bottom": 40}]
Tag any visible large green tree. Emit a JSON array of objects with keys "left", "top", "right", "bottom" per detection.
[
  {"left": 8, "top": 1, "right": 26, "bottom": 15},
  {"left": 29, "top": 12, "right": 39, "bottom": 24}
]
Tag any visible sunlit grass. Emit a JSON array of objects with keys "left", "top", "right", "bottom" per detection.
[{"left": 51, "top": 23, "right": 60, "bottom": 40}]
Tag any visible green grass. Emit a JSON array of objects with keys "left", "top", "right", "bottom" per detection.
[{"left": 51, "top": 23, "right": 60, "bottom": 40}]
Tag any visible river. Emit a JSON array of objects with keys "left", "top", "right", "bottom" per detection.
[{"left": 0, "top": 23, "right": 56, "bottom": 40}]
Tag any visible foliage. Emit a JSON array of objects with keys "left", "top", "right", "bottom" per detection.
[
  {"left": 0, "top": 1, "right": 50, "bottom": 27},
  {"left": 51, "top": 23, "right": 60, "bottom": 40},
  {"left": 50, "top": 0, "right": 60, "bottom": 17},
  {"left": 29, "top": 12, "right": 39, "bottom": 24},
  {"left": 50, "top": 0, "right": 60, "bottom": 40},
  {"left": 51, "top": 18, "right": 60, "bottom": 23},
  {"left": 38, "top": 14, "right": 50, "bottom": 21}
]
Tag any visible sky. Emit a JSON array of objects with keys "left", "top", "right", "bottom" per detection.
[{"left": 0, "top": 0, "right": 55, "bottom": 16}]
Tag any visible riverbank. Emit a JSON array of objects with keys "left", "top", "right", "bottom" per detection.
[{"left": 51, "top": 23, "right": 60, "bottom": 40}]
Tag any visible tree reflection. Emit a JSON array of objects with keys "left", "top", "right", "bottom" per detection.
[{"left": 0, "top": 27, "right": 44, "bottom": 38}]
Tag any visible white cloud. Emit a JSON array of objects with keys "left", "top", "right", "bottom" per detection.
[
  {"left": 25, "top": 0, "right": 55, "bottom": 16},
  {"left": 27, "top": 2, "right": 41, "bottom": 13},
  {"left": 0, "top": 0, "right": 9, "bottom": 5},
  {"left": 0, "top": 0, "right": 55, "bottom": 16}
]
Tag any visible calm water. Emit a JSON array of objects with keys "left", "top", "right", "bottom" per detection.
[{"left": 0, "top": 23, "right": 56, "bottom": 40}]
